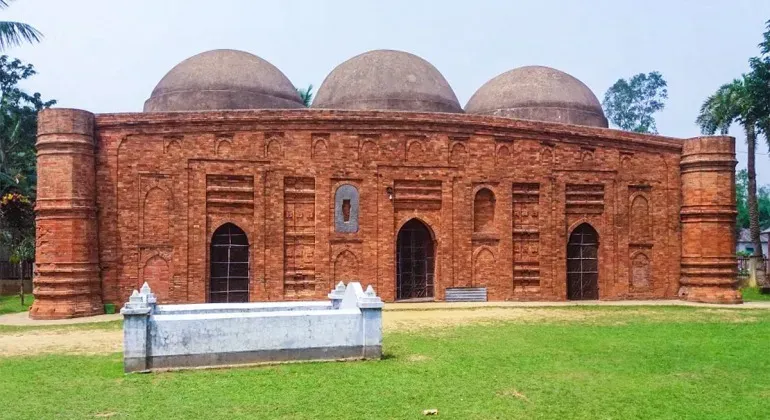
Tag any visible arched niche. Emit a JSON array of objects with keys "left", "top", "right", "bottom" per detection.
[
  {"left": 143, "top": 187, "right": 170, "bottom": 243},
  {"left": 473, "top": 188, "right": 496, "bottom": 233},
  {"left": 630, "top": 195, "right": 651, "bottom": 242},
  {"left": 143, "top": 255, "right": 170, "bottom": 301},
  {"left": 334, "top": 184, "right": 359, "bottom": 233}
]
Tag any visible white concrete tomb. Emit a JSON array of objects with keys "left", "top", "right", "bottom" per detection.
[{"left": 121, "top": 281, "right": 383, "bottom": 373}]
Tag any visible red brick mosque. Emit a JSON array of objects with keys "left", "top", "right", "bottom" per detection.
[{"left": 31, "top": 49, "right": 741, "bottom": 319}]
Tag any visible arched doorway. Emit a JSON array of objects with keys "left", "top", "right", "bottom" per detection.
[
  {"left": 396, "top": 219, "right": 435, "bottom": 300},
  {"left": 209, "top": 223, "right": 249, "bottom": 303},
  {"left": 567, "top": 223, "right": 599, "bottom": 300}
]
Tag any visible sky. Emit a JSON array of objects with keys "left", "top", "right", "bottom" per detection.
[{"left": 4, "top": 0, "right": 770, "bottom": 184}]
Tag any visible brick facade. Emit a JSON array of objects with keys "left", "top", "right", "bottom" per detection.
[{"left": 30, "top": 108, "right": 741, "bottom": 319}]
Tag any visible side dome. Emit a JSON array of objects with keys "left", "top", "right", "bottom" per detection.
[
  {"left": 312, "top": 49, "right": 462, "bottom": 113},
  {"left": 144, "top": 49, "right": 304, "bottom": 112},
  {"left": 465, "top": 66, "right": 608, "bottom": 128}
]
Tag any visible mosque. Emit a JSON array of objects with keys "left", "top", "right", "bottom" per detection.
[{"left": 31, "top": 49, "right": 740, "bottom": 319}]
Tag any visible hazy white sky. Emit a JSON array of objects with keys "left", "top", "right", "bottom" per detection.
[{"left": 4, "top": 0, "right": 770, "bottom": 183}]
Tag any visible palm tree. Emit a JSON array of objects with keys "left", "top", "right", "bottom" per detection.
[
  {"left": 697, "top": 76, "right": 766, "bottom": 283},
  {"left": 0, "top": 0, "right": 41, "bottom": 51},
  {"left": 297, "top": 84, "right": 313, "bottom": 107},
  {"left": 696, "top": 83, "right": 738, "bottom": 135},
  {"left": 751, "top": 19, "right": 770, "bottom": 152}
]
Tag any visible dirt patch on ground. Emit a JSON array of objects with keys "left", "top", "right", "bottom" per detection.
[
  {"left": 0, "top": 329, "right": 122, "bottom": 356},
  {"left": 0, "top": 307, "right": 764, "bottom": 357},
  {"left": 497, "top": 388, "right": 531, "bottom": 403},
  {"left": 383, "top": 308, "right": 602, "bottom": 331},
  {"left": 404, "top": 354, "right": 431, "bottom": 362}
]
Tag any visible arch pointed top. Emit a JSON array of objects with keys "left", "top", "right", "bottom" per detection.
[
  {"left": 211, "top": 222, "right": 249, "bottom": 246},
  {"left": 569, "top": 222, "right": 599, "bottom": 242}
]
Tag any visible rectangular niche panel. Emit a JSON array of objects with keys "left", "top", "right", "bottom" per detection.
[
  {"left": 512, "top": 183, "right": 540, "bottom": 289},
  {"left": 284, "top": 177, "right": 316, "bottom": 297}
]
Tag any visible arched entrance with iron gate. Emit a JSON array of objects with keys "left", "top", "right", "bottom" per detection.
[
  {"left": 567, "top": 223, "right": 599, "bottom": 300},
  {"left": 209, "top": 223, "right": 250, "bottom": 303},
  {"left": 396, "top": 219, "right": 435, "bottom": 300}
]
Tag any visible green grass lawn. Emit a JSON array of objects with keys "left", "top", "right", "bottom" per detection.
[
  {"left": 741, "top": 287, "right": 770, "bottom": 301},
  {"left": 1, "top": 307, "right": 769, "bottom": 419},
  {"left": 0, "top": 293, "right": 33, "bottom": 315}
]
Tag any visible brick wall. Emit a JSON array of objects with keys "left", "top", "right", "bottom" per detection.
[{"left": 32, "top": 109, "right": 740, "bottom": 318}]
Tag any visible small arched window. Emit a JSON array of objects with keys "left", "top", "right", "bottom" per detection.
[
  {"left": 335, "top": 184, "right": 359, "bottom": 233},
  {"left": 474, "top": 188, "right": 495, "bottom": 232}
]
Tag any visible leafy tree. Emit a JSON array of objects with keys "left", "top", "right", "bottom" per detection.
[
  {"left": 297, "top": 84, "right": 313, "bottom": 107},
  {"left": 736, "top": 169, "right": 750, "bottom": 231},
  {"left": 0, "top": 55, "right": 55, "bottom": 198},
  {"left": 735, "top": 169, "right": 770, "bottom": 231},
  {"left": 0, "top": 55, "right": 53, "bottom": 301},
  {"left": 750, "top": 20, "right": 770, "bottom": 147},
  {"left": 0, "top": 0, "right": 41, "bottom": 51},
  {"left": 0, "top": 191, "right": 33, "bottom": 304},
  {"left": 602, "top": 72, "right": 668, "bottom": 133}
]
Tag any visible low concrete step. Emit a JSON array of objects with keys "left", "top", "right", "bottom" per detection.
[{"left": 445, "top": 287, "right": 488, "bottom": 302}]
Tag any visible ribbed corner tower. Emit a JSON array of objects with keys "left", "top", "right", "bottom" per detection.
[
  {"left": 30, "top": 108, "right": 103, "bottom": 319},
  {"left": 679, "top": 136, "right": 742, "bottom": 304}
]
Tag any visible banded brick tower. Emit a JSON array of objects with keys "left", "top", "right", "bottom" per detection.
[
  {"left": 30, "top": 109, "right": 103, "bottom": 319},
  {"left": 679, "top": 136, "right": 742, "bottom": 303}
]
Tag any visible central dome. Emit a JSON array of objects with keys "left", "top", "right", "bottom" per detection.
[
  {"left": 465, "top": 66, "right": 608, "bottom": 127},
  {"left": 312, "top": 50, "right": 462, "bottom": 113},
  {"left": 144, "top": 49, "right": 304, "bottom": 112}
]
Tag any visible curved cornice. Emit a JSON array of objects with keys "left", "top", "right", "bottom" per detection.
[{"left": 94, "top": 109, "right": 685, "bottom": 152}]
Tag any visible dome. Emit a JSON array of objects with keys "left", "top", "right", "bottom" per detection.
[
  {"left": 312, "top": 49, "right": 462, "bottom": 113},
  {"left": 144, "top": 49, "right": 304, "bottom": 112},
  {"left": 465, "top": 66, "right": 608, "bottom": 128}
]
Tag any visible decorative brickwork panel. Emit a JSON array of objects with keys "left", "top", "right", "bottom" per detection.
[
  {"left": 333, "top": 250, "right": 359, "bottom": 283},
  {"left": 284, "top": 177, "right": 316, "bottom": 297},
  {"left": 449, "top": 141, "right": 467, "bottom": 165},
  {"left": 628, "top": 186, "right": 654, "bottom": 294},
  {"left": 630, "top": 252, "right": 651, "bottom": 291},
  {"left": 512, "top": 183, "right": 540, "bottom": 291},
  {"left": 142, "top": 187, "right": 170, "bottom": 244},
  {"left": 266, "top": 132, "right": 283, "bottom": 159},
  {"left": 216, "top": 137, "right": 232, "bottom": 157},
  {"left": 312, "top": 134, "right": 329, "bottom": 162},
  {"left": 629, "top": 191, "right": 652, "bottom": 243},
  {"left": 406, "top": 138, "right": 425, "bottom": 163},
  {"left": 566, "top": 183, "right": 605, "bottom": 214},
  {"left": 473, "top": 247, "right": 495, "bottom": 287},
  {"left": 394, "top": 180, "right": 442, "bottom": 210},
  {"left": 142, "top": 255, "right": 170, "bottom": 301},
  {"left": 360, "top": 138, "right": 379, "bottom": 164},
  {"left": 207, "top": 175, "right": 254, "bottom": 214},
  {"left": 496, "top": 143, "right": 511, "bottom": 166}
]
